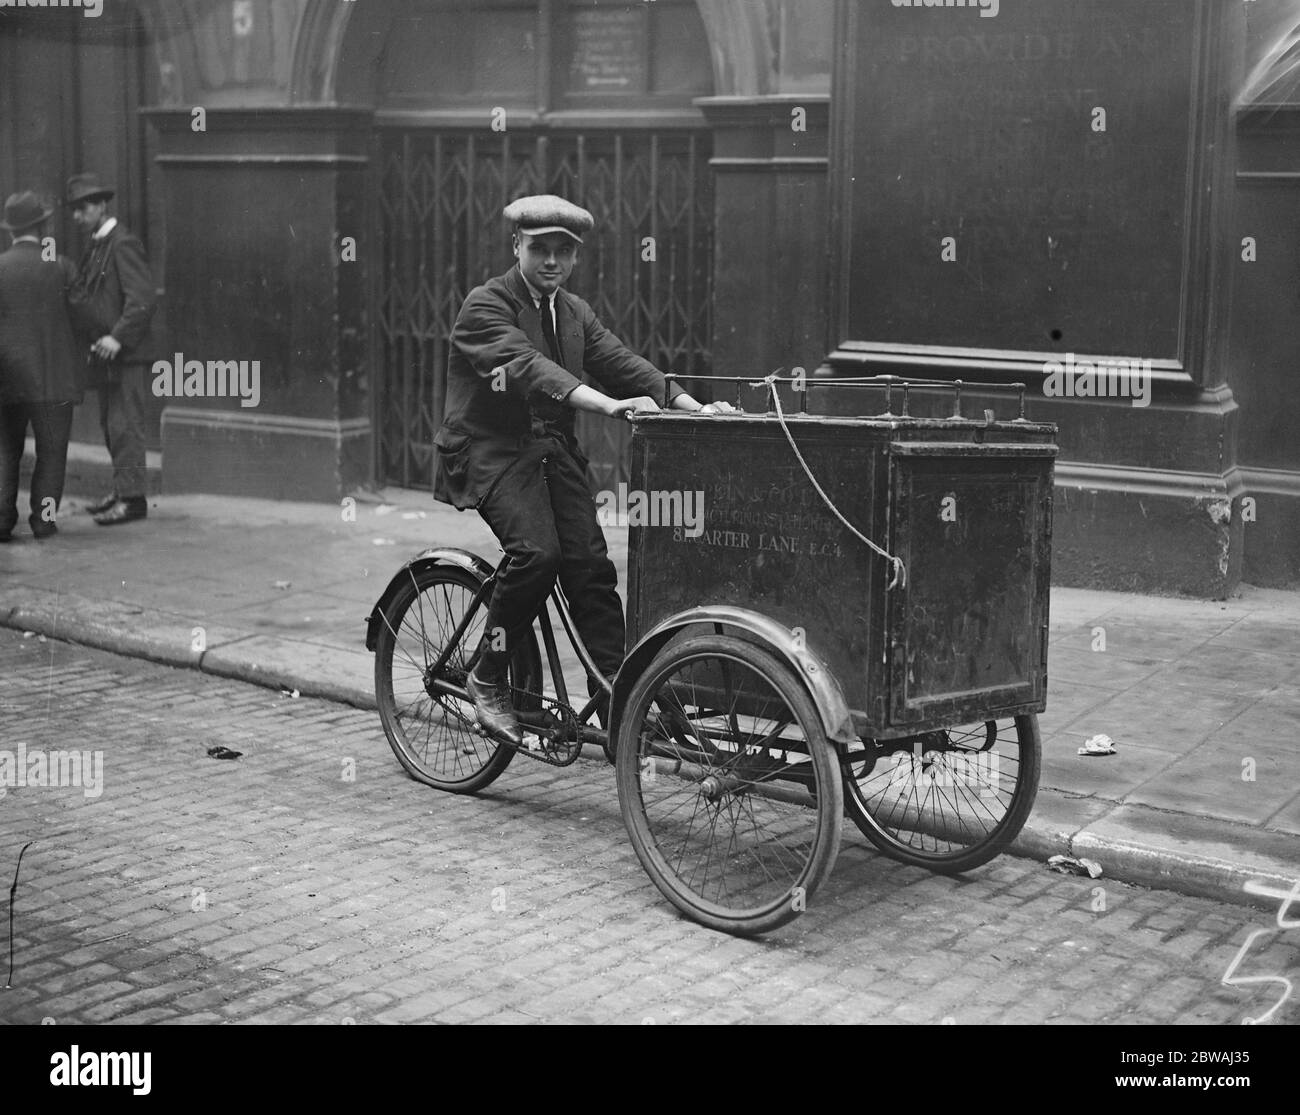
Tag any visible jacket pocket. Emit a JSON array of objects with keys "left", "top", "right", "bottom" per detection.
[
  {"left": 433, "top": 427, "right": 471, "bottom": 455},
  {"left": 433, "top": 427, "right": 473, "bottom": 500}
]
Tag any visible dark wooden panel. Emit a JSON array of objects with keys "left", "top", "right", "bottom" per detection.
[
  {"left": 1231, "top": 179, "right": 1300, "bottom": 475},
  {"left": 628, "top": 417, "right": 893, "bottom": 721},
  {"left": 887, "top": 454, "right": 1052, "bottom": 725},
  {"left": 161, "top": 163, "right": 345, "bottom": 422},
  {"left": 838, "top": 0, "right": 1200, "bottom": 360}
]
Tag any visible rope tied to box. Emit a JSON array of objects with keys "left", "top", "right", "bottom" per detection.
[{"left": 751, "top": 372, "right": 907, "bottom": 591}]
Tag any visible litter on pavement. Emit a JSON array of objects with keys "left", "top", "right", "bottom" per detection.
[
  {"left": 1048, "top": 854, "right": 1104, "bottom": 879},
  {"left": 1078, "top": 733, "right": 1116, "bottom": 756}
]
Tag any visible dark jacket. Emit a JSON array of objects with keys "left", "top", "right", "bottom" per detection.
[
  {"left": 434, "top": 264, "right": 682, "bottom": 509},
  {"left": 73, "top": 219, "right": 158, "bottom": 364},
  {"left": 0, "top": 240, "right": 83, "bottom": 404}
]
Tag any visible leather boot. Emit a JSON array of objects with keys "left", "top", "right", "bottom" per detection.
[
  {"left": 466, "top": 657, "right": 522, "bottom": 747},
  {"left": 93, "top": 497, "right": 147, "bottom": 526}
]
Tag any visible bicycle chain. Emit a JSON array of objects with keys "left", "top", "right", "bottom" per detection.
[
  {"left": 471, "top": 683, "right": 585, "bottom": 768},
  {"left": 430, "top": 667, "right": 587, "bottom": 767}
]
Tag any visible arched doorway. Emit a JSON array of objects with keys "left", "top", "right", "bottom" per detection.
[{"left": 337, "top": 0, "right": 717, "bottom": 493}]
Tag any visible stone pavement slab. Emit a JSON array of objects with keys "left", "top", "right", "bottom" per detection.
[
  {"left": 1042, "top": 736, "right": 1185, "bottom": 800},
  {"left": 200, "top": 633, "right": 375, "bottom": 708}
]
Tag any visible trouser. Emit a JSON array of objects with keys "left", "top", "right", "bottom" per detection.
[
  {"left": 0, "top": 400, "right": 75, "bottom": 535},
  {"left": 95, "top": 362, "right": 147, "bottom": 500},
  {"left": 474, "top": 433, "right": 625, "bottom": 698}
]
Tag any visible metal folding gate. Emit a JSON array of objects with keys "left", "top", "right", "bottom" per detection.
[{"left": 375, "top": 128, "right": 714, "bottom": 494}]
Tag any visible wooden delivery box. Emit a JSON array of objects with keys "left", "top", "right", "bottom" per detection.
[{"left": 625, "top": 410, "right": 1056, "bottom": 738}]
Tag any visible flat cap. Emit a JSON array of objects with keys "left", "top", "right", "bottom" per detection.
[{"left": 503, "top": 194, "right": 594, "bottom": 243}]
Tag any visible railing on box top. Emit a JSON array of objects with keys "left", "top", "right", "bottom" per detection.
[{"left": 663, "top": 373, "right": 1034, "bottom": 424}]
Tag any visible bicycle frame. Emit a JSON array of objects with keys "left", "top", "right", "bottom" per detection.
[{"left": 427, "top": 557, "right": 613, "bottom": 748}]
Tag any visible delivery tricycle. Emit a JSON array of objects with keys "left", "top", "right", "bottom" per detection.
[{"left": 366, "top": 375, "right": 1056, "bottom": 935}]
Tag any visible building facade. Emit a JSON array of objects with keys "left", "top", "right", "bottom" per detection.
[{"left": 0, "top": 0, "right": 1296, "bottom": 594}]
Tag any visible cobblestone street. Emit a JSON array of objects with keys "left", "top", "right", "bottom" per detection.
[{"left": 1, "top": 628, "right": 1295, "bottom": 1026}]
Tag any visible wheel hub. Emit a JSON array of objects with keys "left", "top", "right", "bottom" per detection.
[{"left": 699, "top": 775, "right": 726, "bottom": 802}]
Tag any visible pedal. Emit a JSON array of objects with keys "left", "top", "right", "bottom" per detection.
[{"left": 456, "top": 685, "right": 585, "bottom": 767}]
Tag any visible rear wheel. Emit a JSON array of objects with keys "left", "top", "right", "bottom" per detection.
[
  {"left": 842, "top": 714, "right": 1040, "bottom": 873},
  {"left": 616, "top": 634, "right": 843, "bottom": 936},
  {"left": 374, "top": 565, "right": 537, "bottom": 794}
]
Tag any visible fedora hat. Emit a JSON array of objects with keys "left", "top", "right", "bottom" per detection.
[
  {"left": 66, "top": 172, "right": 115, "bottom": 207},
  {"left": 0, "top": 191, "right": 53, "bottom": 231}
]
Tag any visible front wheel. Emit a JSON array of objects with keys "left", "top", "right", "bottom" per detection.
[
  {"left": 842, "top": 714, "right": 1040, "bottom": 873},
  {"left": 616, "top": 634, "right": 843, "bottom": 936}
]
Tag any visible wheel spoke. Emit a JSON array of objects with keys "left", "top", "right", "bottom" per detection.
[
  {"left": 843, "top": 717, "right": 1039, "bottom": 871},
  {"left": 375, "top": 568, "right": 523, "bottom": 793},
  {"left": 616, "top": 636, "right": 842, "bottom": 935}
]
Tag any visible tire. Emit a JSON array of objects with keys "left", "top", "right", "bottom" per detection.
[
  {"left": 842, "top": 714, "right": 1040, "bottom": 873},
  {"left": 374, "top": 564, "right": 537, "bottom": 794},
  {"left": 615, "top": 634, "right": 843, "bottom": 936}
]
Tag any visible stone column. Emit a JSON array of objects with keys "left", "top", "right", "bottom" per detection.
[
  {"left": 698, "top": 95, "right": 830, "bottom": 383},
  {"left": 146, "top": 107, "right": 372, "bottom": 501},
  {"left": 1229, "top": 104, "right": 1300, "bottom": 588},
  {"left": 694, "top": 0, "right": 836, "bottom": 384}
]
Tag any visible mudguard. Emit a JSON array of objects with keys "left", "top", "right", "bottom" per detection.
[
  {"left": 364, "top": 547, "right": 500, "bottom": 653},
  {"left": 609, "top": 605, "right": 859, "bottom": 750}
]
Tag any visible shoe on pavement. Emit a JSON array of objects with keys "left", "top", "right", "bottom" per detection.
[
  {"left": 85, "top": 492, "right": 118, "bottom": 515},
  {"left": 93, "top": 499, "right": 147, "bottom": 526},
  {"left": 465, "top": 670, "right": 523, "bottom": 747},
  {"left": 30, "top": 521, "right": 58, "bottom": 540}
]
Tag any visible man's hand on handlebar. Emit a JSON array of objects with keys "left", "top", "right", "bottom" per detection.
[
  {"left": 566, "top": 384, "right": 741, "bottom": 421},
  {"left": 608, "top": 396, "right": 662, "bottom": 422},
  {"left": 618, "top": 397, "right": 739, "bottom": 420}
]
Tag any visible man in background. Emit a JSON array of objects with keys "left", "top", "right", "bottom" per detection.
[
  {"left": 67, "top": 172, "right": 157, "bottom": 526},
  {"left": 0, "top": 191, "right": 83, "bottom": 542}
]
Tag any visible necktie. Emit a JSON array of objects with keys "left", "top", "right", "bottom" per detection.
[
  {"left": 538, "top": 296, "right": 564, "bottom": 368},
  {"left": 79, "top": 238, "right": 99, "bottom": 276}
]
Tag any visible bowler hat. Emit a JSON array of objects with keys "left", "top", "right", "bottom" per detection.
[
  {"left": 503, "top": 194, "right": 594, "bottom": 243},
  {"left": 0, "top": 191, "right": 53, "bottom": 231},
  {"left": 66, "top": 172, "right": 115, "bottom": 207}
]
